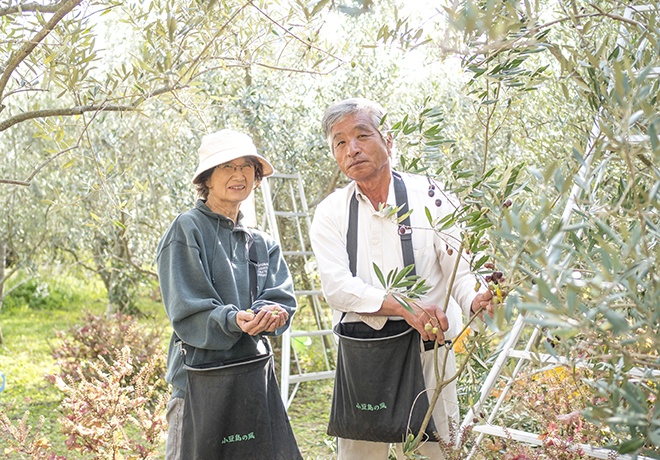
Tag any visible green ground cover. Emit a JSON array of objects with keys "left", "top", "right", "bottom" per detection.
[
  {"left": 0, "top": 276, "right": 336, "bottom": 459},
  {"left": 2, "top": 275, "right": 632, "bottom": 460}
]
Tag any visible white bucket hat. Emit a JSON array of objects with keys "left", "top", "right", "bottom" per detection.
[{"left": 192, "top": 129, "right": 275, "bottom": 183}]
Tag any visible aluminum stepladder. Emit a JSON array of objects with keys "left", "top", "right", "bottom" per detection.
[
  {"left": 458, "top": 5, "right": 658, "bottom": 459},
  {"left": 259, "top": 172, "right": 336, "bottom": 408}
]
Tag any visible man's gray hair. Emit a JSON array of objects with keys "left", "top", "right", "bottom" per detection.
[{"left": 321, "top": 98, "right": 391, "bottom": 152}]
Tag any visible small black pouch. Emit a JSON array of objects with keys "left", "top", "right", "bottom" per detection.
[{"left": 327, "top": 319, "right": 438, "bottom": 443}]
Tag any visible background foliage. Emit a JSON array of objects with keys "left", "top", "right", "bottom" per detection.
[{"left": 0, "top": 0, "right": 658, "bottom": 458}]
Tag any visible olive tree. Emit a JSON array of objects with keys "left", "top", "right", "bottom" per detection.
[
  {"left": 391, "top": 0, "right": 659, "bottom": 455},
  {"left": 0, "top": 0, "right": 340, "bottom": 319}
]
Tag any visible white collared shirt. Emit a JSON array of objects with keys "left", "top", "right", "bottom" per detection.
[{"left": 310, "top": 171, "right": 481, "bottom": 339}]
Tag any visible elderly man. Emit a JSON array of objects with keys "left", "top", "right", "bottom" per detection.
[{"left": 310, "top": 98, "right": 494, "bottom": 460}]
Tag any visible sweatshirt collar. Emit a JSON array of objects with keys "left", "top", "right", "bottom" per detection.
[{"left": 195, "top": 199, "right": 245, "bottom": 229}]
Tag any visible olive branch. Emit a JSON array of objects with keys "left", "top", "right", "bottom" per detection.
[{"left": 372, "top": 263, "right": 430, "bottom": 313}]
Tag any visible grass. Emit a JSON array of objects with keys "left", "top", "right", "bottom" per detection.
[
  {"left": 0, "top": 305, "right": 106, "bottom": 457},
  {"left": 287, "top": 379, "right": 336, "bottom": 459},
  {"left": 3, "top": 274, "right": 638, "bottom": 460},
  {"left": 0, "top": 275, "right": 337, "bottom": 459}
]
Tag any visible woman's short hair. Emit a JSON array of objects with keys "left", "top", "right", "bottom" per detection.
[
  {"left": 193, "top": 156, "right": 264, "bottom": 200},
  {"left": 321, "top": 98, "right": 391, "bottom": 153}
]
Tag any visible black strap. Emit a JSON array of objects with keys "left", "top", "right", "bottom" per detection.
[
  {"left": 347, "top": 193, "right": 359, "bottom": 277},
  {"left": 346, "top": 171, "right": 415, "bottom": 277},
  {"left": 248, "top": 241, "right": 259, "bottom": 303},
  {"left": 345, "top": 173, "right": 433, "bottom": 349},
  {"left": 392, "top": 172, "right": 416, "bottom": 276}
]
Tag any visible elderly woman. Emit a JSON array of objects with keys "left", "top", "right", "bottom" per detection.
[{"left": 157, "top": 129, "right": 301, "bottom": 459}]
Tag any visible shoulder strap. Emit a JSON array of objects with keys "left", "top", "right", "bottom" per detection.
[
  {"left": 392, "top": 172, "right": 416, "bottom": 277},
  {"left": 347, "top": 193, "right": 360, "bottom": 277},
  {"left": 346, "top": 172, "right": 416, "bottom": 278},
  {"left": 248, "top": 241, "right": 259, "bottom": 303}
]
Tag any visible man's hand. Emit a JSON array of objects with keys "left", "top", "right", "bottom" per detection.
[
  {"left": 374, "top": 294, "right": 449, "bottom": 342},
  {"left": 404, "top": 302, "right": 449, "bottom": 342},
  {"left": 471, "top": 290, "right": 496, "bottom": 320},
  {"left": 236, "top": 305, "right": 289, "bottom": 336}
]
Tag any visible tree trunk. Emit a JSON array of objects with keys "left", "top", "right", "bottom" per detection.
[{"left": 0, "top": 238, "right": 5, "bottom": 345}]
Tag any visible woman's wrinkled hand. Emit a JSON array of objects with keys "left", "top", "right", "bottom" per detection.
[{"left": 236, "top": 304, "right": 289, "bottom": 336}]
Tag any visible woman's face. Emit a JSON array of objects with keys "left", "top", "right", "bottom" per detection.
[{"left": 206, "top": 157, "right": 257, "bottom": 208}]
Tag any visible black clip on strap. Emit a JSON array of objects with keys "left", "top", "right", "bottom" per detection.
[{"left": 392, "top": 172, "right": 415, "bottom": 277}]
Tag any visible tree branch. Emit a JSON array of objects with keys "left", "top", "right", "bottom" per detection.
[
  {"left": 25, "top": 145, "right": 78, "bottom": 183},
  {"left": 0, "top": 179, "right": 30, "bottom": 186},
  {"left": 0, "top": 104, "right": 134, "bottom": 132},
  {"left": 254, "top": 61, "right": 343, "bottom": 75},
  {"left": 0, "top": 0, "right": 83, "bottom": 104},
  {"left": 311, "top": 164, "right": 343, "bottom": 207},
  {"left": 467, "top": 8, "right": 644, "bottom": 60},
  {"left": 248, "top": 0, "right": 347, "bottom": 65},
  {"left": 0, "top": 0, "right": 69, "bottom": 17},
  {"left": 174, "top": 1, "right": 251, "bottom": 87}
]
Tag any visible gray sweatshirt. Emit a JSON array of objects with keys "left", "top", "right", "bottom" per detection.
[{"left": 157, "top": 199, "right": 297, "bottom": 398}]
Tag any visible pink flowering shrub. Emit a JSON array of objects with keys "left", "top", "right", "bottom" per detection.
[
  {"left": 2, "top": 312, "right": 169, "bottom": 457},
  {"left": 53, "top": 346, "right": 168, "bottom": 459},
  {"left": 0, "top": 408, "right": 65, "bottom": 459},
  {"left": 50, "top": 311, "right": 167, "bottom": 392}
]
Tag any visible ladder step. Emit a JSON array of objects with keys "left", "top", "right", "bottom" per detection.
[
  {"left": 288, "top": 370, "right": 335, "bottom": 384},
  {"left": 270, "top": 173, "right": 300, "bottom": 179},
  {"left": 290, "top": 329, "right": 333, "bottom": 338},
  {"left": 283, "top": 251, "right": 315, "bottom": 257},
  {"left": 294, "top": 290, "right": 323, "bottom": 296},
  {"left": 273, "top": 211, "right": 309, "bottom": 218}
]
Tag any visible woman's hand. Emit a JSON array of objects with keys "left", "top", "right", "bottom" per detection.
[{"left": 236, "top": 304, "right": 289, "bottom": 336}]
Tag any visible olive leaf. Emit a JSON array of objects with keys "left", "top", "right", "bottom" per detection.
[{"left": 372, "top": 263, "right": 430, "bottom": 314}]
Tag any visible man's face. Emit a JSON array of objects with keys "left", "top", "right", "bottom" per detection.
[{"left": 330, "top": 112, "right": 392, "bottom": 184}]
